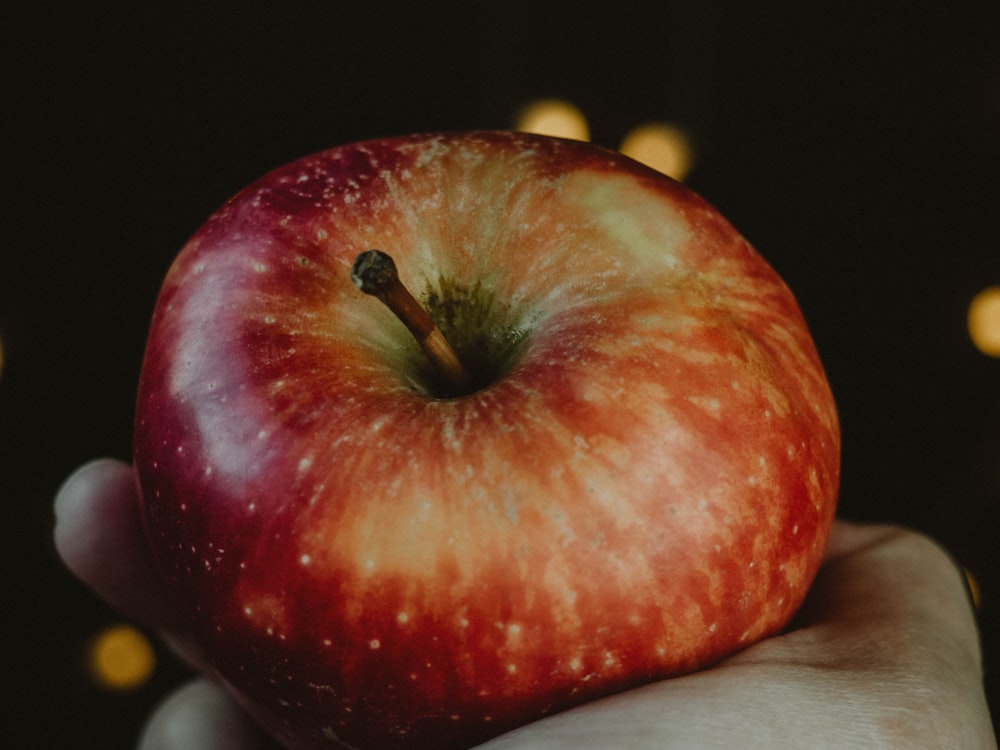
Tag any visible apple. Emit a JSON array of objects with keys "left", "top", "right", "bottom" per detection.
[{"left": 134, "top": 131, "right": 840, "bottom": 750}]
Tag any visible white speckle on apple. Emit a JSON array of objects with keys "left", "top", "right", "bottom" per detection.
[
  {"left": 506, "top": 663, "right": 517, "bottom": 674},
  {"left": 300, "top": 554, "right": 311, "bottom": 566},
  {"left": 257, "top": 430, "right": 268, "bottom": 440},
  {"left": 297, "top": 455, "right": 313, "bottom": 474},
  {"left": 253, "top": 262, "right": 267, "bottom": 273},
  {"left": 708, "top": 622, "right": 718, "bottom": 633},
  {"left": 396, "top": 612, "right": 409, "bottom": 624},
  {"left": 369, "top": 639, "right": 380, "bottom": 650}
]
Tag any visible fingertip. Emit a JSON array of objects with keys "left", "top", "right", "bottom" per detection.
[
  {"left": 54, "top": 457, "right": 129, "bottom": 511},
  {"left": 52, "top": 457, "right": 179, "bottom": 629},
  {"left": 53, "top": 458, "right": 136, "bottom": 568},
  {"left": 138, "top": 679, "right": 278, "bottom": 750}
]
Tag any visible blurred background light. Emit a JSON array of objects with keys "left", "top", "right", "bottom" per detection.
[
  {"left": 967, "top": 285, "right": 1000, "bottom": 357},
  {"left": 964, "top": 567, "right": 983, "bottom": 611},
  {"left": 619, "top": 122, "right": 694, "bottom": 181},
  {"left": 88, "top": 624, "right": 156, "bottom": 691},
  {"left": 514, "top": 98, "right": 590, "bottom": 141}
]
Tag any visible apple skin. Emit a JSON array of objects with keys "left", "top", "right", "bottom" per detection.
[{"left": 134, "top": 131, "right": 840, "bottom": 750}]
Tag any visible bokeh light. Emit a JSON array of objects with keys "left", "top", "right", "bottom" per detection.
[
  {"left": 514, "top": 99, "right": 590, "bottom": 141},
  {"left": 964, "top": 567, "right": 982, "bottom": 611},
  {"left": 88, "top": 624, "right": 156, "bottom": 690},
  {"left": 967, "top": 285, "right": 1000, "bottom": 357},
  {"left": 619, "top": 122, "right": 694, "bottom": 181}
]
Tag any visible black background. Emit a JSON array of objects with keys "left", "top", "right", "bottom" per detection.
[{"left": 3, "top": 2, "right": 999, "bottom": 747}]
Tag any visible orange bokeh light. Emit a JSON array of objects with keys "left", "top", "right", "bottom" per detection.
[
  {"left": 88, "top": 624, "right": 156, "bottom": 690},
  {"left": 619, "top": 122, "right": 694, "bottom": 181},
  {"left": 967, "top": 285, "right": 1000, "bottom": 358},
  {"left": 515, "top": 99, "right": 590, "bottom": 142}
]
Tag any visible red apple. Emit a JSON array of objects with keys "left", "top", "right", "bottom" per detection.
[{"left": 134, "top": 131, "right": 840, "bottom": 750}]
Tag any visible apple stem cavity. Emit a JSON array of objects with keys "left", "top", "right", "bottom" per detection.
[{"left": 352, "top": 249, "right": 473, "bottom": 396}]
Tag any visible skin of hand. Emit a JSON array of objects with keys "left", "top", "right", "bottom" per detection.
[{"left": 54, "top": 458, "right": 997, "bottom": 750}]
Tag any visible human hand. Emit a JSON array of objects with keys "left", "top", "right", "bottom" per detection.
[{"left": 55, "top": 458, "right": 996, "bottom": 749}]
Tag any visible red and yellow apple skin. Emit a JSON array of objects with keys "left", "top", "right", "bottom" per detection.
[{"left": 134, "top": 131, "right": 840, "bottom": 750}]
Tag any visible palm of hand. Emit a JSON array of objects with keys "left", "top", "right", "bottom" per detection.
[{"left": 55, "top": 459, "right": 996, "bottom": 749}]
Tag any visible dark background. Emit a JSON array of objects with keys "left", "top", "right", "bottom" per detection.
[{"left": 4, "top": 1, "right": 998, "bottom": 746}]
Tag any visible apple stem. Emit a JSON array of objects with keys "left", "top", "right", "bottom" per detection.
[{"left": 351, "top": 249, "right": 472, "bottom": 394}]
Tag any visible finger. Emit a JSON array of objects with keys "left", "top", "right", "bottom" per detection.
[
  {"left": 53, "top": 458, "right": 210, "bottom": 669},
  {"left": 54, "top": 459, "right": 176, "bottom": 627},
  {"left": 138, "top": 678, "right": 280, "bottom": 750}
]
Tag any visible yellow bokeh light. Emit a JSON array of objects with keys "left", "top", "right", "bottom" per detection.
[
  {"left": 515, "top": 99, "right": 590, "bottom": 142},
  {"left": 619, "top": 122, "right": 694, "bottom": 181},
  {"left": 967, "top": 285, "right": 1000, "bottom": 358},
  {"left": 88, "top": 624, "right": 156, "bottom": 690}
]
